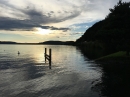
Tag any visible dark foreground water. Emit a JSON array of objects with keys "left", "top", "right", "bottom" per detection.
[{"left": 0, "top": 45, "right": 129, "bottom": 97}]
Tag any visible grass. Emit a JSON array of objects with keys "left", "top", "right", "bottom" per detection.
[{"left": 95, "top": 51, "right": 130, "bottom": 64}]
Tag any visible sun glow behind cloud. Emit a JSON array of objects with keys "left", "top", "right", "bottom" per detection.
[{"left": 35, "top": 28, "right": 51, "bottom": 35}]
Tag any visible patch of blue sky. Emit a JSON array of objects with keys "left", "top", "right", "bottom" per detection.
[{"left": 70, "top": 20, "right": 100, "bottom": 33}]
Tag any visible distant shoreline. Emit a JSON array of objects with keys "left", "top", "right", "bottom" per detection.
[
  {"left": 0, "top": 40, "right": 75, "bottom": 45},
  {"left": 0, "top": 42, "right": 40, "bottom": 45}
]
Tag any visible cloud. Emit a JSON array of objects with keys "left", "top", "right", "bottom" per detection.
[
  {"left": 0, "top": 0, "right": 117, "bottom": 31},
  {"left": 0, "top": 0, "right": 83, "bottom": 31},
  {"left": 0, "top": 16, "right": 70, "bottom": 32},
  {"left": 40, "top": 26, "right": 70, "bottom": 32}
]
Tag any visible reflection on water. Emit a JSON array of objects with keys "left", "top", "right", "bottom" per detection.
[{"left": 0, "top": 45, "right": 101, "bottom": 97}]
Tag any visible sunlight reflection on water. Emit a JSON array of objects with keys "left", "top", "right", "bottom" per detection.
[{"left": 0, "top": 45, "right": 102, "bottom": 97}]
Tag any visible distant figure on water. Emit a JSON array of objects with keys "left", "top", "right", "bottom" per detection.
[{"left": 18, "top": 51, "right": 20, "bottom": 55}]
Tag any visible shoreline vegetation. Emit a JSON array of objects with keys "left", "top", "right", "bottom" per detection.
[
  {"left": 75, "top": 0, "right": 130, "bottom": 64},
  {"left": 95, "top": 51, "right": 130, "bottom": 64}
]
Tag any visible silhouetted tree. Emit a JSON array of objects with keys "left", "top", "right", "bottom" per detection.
[{"left": 76, "top": 0, "right": 130, "bottom": 56}]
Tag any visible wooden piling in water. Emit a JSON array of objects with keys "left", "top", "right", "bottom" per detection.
[
  {"left": 45, "top": 48, "right": 47, "bottom": 63},
  {"left": 44, "top": 48, "right": 52, "bottom": 69},
  {"left": 49, "top": 49, "right": 51, "bottom": 69}
]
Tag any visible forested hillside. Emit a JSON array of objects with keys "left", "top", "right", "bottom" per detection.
[{"left": 76, "top": 0, "right": 130, "bottom": 56}]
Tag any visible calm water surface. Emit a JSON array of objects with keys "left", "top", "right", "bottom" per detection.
[{"left": 0, "top": 45, "right": 102, "bottom": 97}]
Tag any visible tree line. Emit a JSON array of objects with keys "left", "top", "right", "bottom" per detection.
[{"left": 76, "top": 0, "right": 130, "bottom": 56}]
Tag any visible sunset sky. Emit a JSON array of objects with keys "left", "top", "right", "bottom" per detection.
[{"left": 0, "top": 0, "right": 129, "bottom": 43}]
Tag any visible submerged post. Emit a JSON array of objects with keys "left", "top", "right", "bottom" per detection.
[
  {"left": 45, "top": 48, "right": 47, "bottom": 63},
  {"left": 49, "top": 48, "right": 52, "bottom": 69}
]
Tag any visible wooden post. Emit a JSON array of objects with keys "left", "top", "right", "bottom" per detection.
[
  {"left": 49, "top": 49, "right": 52, "bottom": 69},
  {"left": 45, "top": 48, "right": 47, "bottom": 63},
  {"left": 44, "top": 48, "right": 52, "bottom": 69}
]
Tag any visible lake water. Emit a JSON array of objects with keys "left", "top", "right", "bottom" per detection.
[{"left": 0, "top": 45, "right": 102, "bottom": 97}]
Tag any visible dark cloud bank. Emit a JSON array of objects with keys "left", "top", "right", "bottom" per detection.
[{"left": 0, "top": 2, "right": 82, "bottom": 32}]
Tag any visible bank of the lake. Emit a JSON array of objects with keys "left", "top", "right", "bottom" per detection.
[
  {"left": 93, "top": 52, "right": 130, "bottom": 97},
  {"left": 95, "top": 51, "right": 130, "bottom": 65}
]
